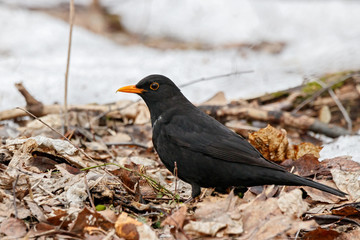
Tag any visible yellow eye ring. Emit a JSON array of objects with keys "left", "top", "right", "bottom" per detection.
[{"left": 150, "top": 82, "right": 159, "bottom": 91}]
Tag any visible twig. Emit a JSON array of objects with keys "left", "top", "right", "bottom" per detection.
[
  {"left": 281, "top": 166, "right": 295, "bottom": 194},
  {"left": 26, "top": 176, "right": 34, "bottom": 201},
  {"left": 82, "top": 163, "right": 175, "bottom": 198},
  {"left": 16, "top": 107, "right": 98, "bottom": 164},
  {"left": 103, "top": 229, "right": 116, "bottom": 240},
  {"left": 38, "top": 185, "right": 56, "bottom": 197},
  {"left": 15, "top": 83, "right": 44, "bottom": 116},
  {"left": 64, "top": 0, "right": 75, "bottom": 131},
  {"left": 316, "top": 80, "right": 352, "bottom": 132},
  {"left": 174, "top": 161, "right": 178, "bottom": 197},
  {"left": 84, "top": 174, "right": 96, "bottom": 211},
  {"left": 12, "top": 174, "right": 20, "bottom": 219},
  {"left": 292, "top": 74, "right": 354, "bottom": 114},
  {"left": 105, "top": 142, "right": 148, "bottom": 149},
  {"left": 179, "top": 70, "right": 254, "bottom": 88}
]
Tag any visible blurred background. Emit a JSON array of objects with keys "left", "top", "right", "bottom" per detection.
[{"left": 0, "top": 0, "right": 359, "bottom": 110}]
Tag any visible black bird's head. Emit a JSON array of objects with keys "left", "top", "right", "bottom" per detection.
[{"left": 117, "top": 75, "right": 188, "bottom": 123}]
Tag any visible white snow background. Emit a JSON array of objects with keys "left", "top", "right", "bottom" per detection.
[{"left": 0, "top": 0, "right": 359, "bottom": 161}]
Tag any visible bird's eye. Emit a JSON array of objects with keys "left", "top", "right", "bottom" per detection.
[{"left": 150, "top": 82, "right": 159, "bottom": 91}]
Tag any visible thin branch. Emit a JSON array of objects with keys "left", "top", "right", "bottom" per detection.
[
  {"left": 292, "top": 74, "right": 355, "bottom": 114},
  {"left": 174, "top": 161, "right": 178, "bottom": 197},
  {"left": 179, "top": 70, "right": 254, "bottom": 88},
  {"left": 81, "top": 163, "right": 175, "bottom": 198},
  {"left": 16, "top": 107, "right": 97, "bottom": 164},
  {"left": 12, "top": 174, "right": 20, "bottom": 219},
  {"left": 64, "top": 0, "right": 75, "bottom": 132},
  {"left": 316, "top": 80, "right": 352, "bottom": 132},
  {"left": 105, "top": 142, "right": 149, "bottom": 149},
  {"left": 84, "top": 174, "right": 96, "bottom": 211}
]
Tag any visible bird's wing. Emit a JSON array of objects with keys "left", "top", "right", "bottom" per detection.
[{"left": 164, "top": 112, "right": 285, "bottom": 171}]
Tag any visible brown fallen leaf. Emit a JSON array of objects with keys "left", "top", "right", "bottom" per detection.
[
  {"left": 291, "top": 142, "right": 322, "bottom": 160},
  {"left": 332, "top": 203, "right": 360, "bottom": 217},
  {"left": 111, "top": 163, "right": 140, "bottom": 191},
  {"left": 27, "top": 222, "right": 56, "bottom": 238},
  {"left": 248, "top": 124, "right": 288, "bottom": 162},
  {"left": 238, "top": 189, "right": 316, "bottom": 239},
  {"left": 103, "top": 132, "right": 132, "bottom": 143},
  {"left": 184, "top": 220, "right": 227, "bottom": 237},
  {"left": 70, "top": 207, "right": 113, "bottom": 235},
  {"left": 201, "top": 91, "right": 227, "bottom": 106},
  {"left": 282, "top": 154, "right": 321, "bottom": 177},
  {"left": 184, "top": 192, "right": 243, "bottom": 237},
  {"left": 277, "top": 189, "right": 309, "bottom": 217},
  {"left": 161, "top": 205, "right": 187, "bottom": 229},
  {"left": 303, "top": 179, "right": 343, "bottom": 204},
  {"left": 331, "top": 168, "right": 359, "bottom": 201},
  {"left": 303, "top": 227, "right": 340, "bottom": 240},
  {"left": 320, "top": 156, "right": 360, "bottom": 174},
  {"left": 0, "top": 217, "right": 27, "bottom": 238},
  {"left": 115, "top": 212, "right": 158, "bottom": 240}
]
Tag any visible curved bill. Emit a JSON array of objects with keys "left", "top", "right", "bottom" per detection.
[{"left": 116, "top": 85, "right": 145, "bottom": 94}]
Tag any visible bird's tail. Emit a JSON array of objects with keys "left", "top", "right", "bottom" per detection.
[{"left": 286, "top": 172, "right": 346, "bottom": 197}]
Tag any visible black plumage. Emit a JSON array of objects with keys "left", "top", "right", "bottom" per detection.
[{"left": 117, "top": 74, "right": 346, "bottom": 198}]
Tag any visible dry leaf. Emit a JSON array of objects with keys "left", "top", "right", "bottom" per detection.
[
  {"left": 184, "top": 221, "right": 227, "bottom": 236},
  {"left": 70, "top": 207, "right": 113, "bottom": 234},
  {"left": 27, "top": 222, "right": 56, "bottom": 238},
  {"left": 331, "top": 168, "right": 360, "bottom": 201},
  {"left": 248, "top": 124, "right": 288, "bottom": 162},
  {"left": 277, "top": 189, "right": 309, "bottom": 217},
  {"left": 115, "top": 212, "right": 158, "bottom": 240},
  {"left": 161, "top": 205, "right": 187, "bottom": 228},
  {"left": 184, "top": 192, "right": 243, "bottom": 236},
  {"left": 303, "top": 227, "right": 340, "bottom": 240},
  {"left": 103, "top": 132, "right": 132, "bottom": 143},
  {"left": 320, "top": 156, "right": 360, "bottom": 173},
  {"left": 290, "top": 142, "right": 322, "bottom": 160},
  {"left": 239, "top": 191, "right": 316, "bottom": 239},
  {"left": 0, "top": 217, "right": 27, "bottom": 237},
  {"left": 289, "top": 154, "right": 321, "bottom": 177},
  {"left": 319, "top": 105, "right": 332, "bottom": 124},
  {"left": 201, "top": 91, "right": 227, "bottom": 106},
  {"left": 303, "top": 179, "right": 342, "bottom": 204},
  {"left": 332, "top": 204, "right": 360, "bottom": 217}
]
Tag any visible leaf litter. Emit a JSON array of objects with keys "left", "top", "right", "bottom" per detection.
[{"left": 1, "top": 76, "right": 360, "bottom": 239}]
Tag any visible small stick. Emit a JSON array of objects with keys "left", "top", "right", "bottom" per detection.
[
  {"left": 316, "top": 80, "right": 352, "bottom": 132},
  {"left": 179, "top": 70, "right": 254, "bottom": 88},
  {"left": 64, "top": 0, "right": 75, "bottom": 131},
  {"left": 281, "top": 166, "right": 295, "bottom": 194},
  {"left": 26, "top": 176, "right": 34, "bottom": 201},
  {"left": 38, "top": 185, "right": 56, "bottom": 197},
  {"left": 12, "top": 174, "right": 20, "bottom": 219},
  {"left": 16, "top": 107, "right": 97, "bottom": 164},
  {"left": 84, "top": 174, "right": 96, "bottom": 211},
  {"left": 174, "top": 161, "right": 178, "bottom": 197},
  {"left": 105, "top": 142, "right": 148, "bottom": 149},
  {"left": 292, "top": 74, "right": 355, "bottom": 113},
  {"left": 82, "top": 163, "right": 175, "bottom": 198}
]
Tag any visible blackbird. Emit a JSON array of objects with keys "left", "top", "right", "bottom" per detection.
[{"left": 117, "top": 75, "right": 346, "bottom": 198}]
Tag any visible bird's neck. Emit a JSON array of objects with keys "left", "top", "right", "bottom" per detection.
[{"left": 147, "top": 94, "right": 193, "bottom": 125}]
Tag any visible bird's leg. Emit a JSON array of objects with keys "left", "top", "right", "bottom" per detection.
[
  {"left": 184, "top": 183, "right": 201, "bottom": 203},
  {"left": 191, "top": 183, "right": 201, "bottom": 198},
  {"left": 183, "top": 183, "right": 201, "bottom": 204}
]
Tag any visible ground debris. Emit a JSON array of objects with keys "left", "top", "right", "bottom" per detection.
[{"left": 0, "top": 73, "right": 360, "bottom": 239}]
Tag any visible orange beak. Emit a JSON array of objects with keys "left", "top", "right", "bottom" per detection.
[{"left": 116, "top": 85, "right": 146, "bottom": 94}]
